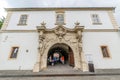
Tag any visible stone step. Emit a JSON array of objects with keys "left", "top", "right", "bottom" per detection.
[
  {"left": 0, "top": 64, "right": 120, "bottom": 77},
  {"left": 0, "top": 75, "right": 120, "bottom": 80},
  {"left": 0, "top": 70, "right": 120, "bottom": 77}
]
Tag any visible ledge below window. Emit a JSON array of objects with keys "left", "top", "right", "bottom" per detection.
[
  {"left": 55, "top": 23, "right": 66, "bottom": 25},
  {"left": 92, "top": 23, "right": 102, "bottom": 25},
  {"left": 17, "top": 24, "right": 27, "bottom": 26}
]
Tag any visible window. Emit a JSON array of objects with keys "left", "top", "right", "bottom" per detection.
[
  {"left": 101, "top": 46, "right": 110, "bottom": 58},
  {"left": 56, "top": 12, "right": 65, "bottom": 25},
  {"left": 91, "top": 14, "right": 101, "bottom": 24},
  {"left": 9, "top": 47, "right": 19, "bottom": 59},
  {"left": 18, "top": 15, "right": 28, "bottom": 25}
]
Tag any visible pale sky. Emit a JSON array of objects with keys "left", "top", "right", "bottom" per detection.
[{"left": 0, "top": 0, "right": 120, "bottom": 25}]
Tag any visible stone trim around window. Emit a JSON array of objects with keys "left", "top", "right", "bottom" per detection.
[
  {"left": 100, "top": 45, "right": 111, "bottom": 58},
  {"left": 91, "top": 14, "right": 102, "bottom": 25},
  {"left": 17, "top": 14, "right": 28, "bottom": 26},
  {"left": 8, "top": 46, "right": 19, "bottom": 60}
]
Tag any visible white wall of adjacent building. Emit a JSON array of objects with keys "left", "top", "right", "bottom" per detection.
[{"left": 6, "top": 10, "right": 113, "bottom": 30}]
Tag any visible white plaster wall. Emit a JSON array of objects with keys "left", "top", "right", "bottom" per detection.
[
  {"left": 0, "top": 32, "right": 38, "bottom": 70},
  {"left": 0, "top": 32, "right": 120, "bottom": 70},
  {"left": 83, "top": 32, "right": 120, "bottom": 69},
  {"left": 65, "top": 11, "right": 113, "bottom": 29},
  {"left": 0, "top": 33, "right": 2, "bottom": 43},
  {"left": 7, "top": 11, "right": 56, "bottom": 30},
  {"left": 6, "top": 10, "right": 113, "bottom": 30}
]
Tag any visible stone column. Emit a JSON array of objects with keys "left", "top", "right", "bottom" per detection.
[
  {"left": 78, "top": 33, "right": 88, "bottom": 71},
  {"left": 79, "top": 42, "right": 88, "bottom": 71},
  {"left": 75, "top": 24, "right": 88, "bottom": 71},
  {"left": 33, "top": 31, "right": 44, "bottom": 72},
  {"left": 33, "top": 22, "right": 46, "bottom": 72}
]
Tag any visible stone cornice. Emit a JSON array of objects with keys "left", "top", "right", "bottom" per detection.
[
  {"left": 5, "top": 7, "right": 115, "bottom": 12},
  {"left": 83, "top": 29, "right": 118, "bottom": 32},
  {"left": 0, "top": 29, "right": 118, "bottom": 33},
  {"left": 0, "top": 30, "right": 37, "bottom": 33}
]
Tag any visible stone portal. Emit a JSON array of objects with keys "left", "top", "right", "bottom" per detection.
[{"left": 33, "top": 22, "right": 88, "bottom": 72}]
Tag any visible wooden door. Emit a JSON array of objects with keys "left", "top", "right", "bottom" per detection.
[
  {"left": 69, "top": 51, "right": 74, "bottom": 67},
  {"left": 88, "top": 63, "right": 95, "bottom": 72}
]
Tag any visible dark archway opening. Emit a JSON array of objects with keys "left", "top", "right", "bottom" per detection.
[{"left": 47, "top": 43, "right": 74, "bottom": 67}]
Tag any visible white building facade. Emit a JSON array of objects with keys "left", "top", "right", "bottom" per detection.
[{"left": 0, "top": 7, "right": 120, "bottom": 72}]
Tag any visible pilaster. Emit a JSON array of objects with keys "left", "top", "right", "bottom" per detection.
[
  {"left": 75, "top": 22, "right": 88, "bottom": 71},
  {"left": 1, "top": 11, "right": 13, "bottom": 30},
  {"left": 107, "top": 11, "right": 119, "bottom": 29},
  {"left": 33, "top": 22, "right": 46, "bottom": 72}
]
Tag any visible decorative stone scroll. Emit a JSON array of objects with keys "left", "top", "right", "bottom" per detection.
[{"left": 54, "top": 25, "right": 67, "bottom": 40}]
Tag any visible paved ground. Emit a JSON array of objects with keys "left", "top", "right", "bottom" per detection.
[
  {"left": 0, "top": 76, "right": 120, "bottom": 80},
  {"left": 43, "top": 63, "right": 84, "bottom": 74},
  {"left": 0, "top": 64, "right": 120, "bottom": 80},
  {"left": 0, "top": 64, "right": 91, "bottom": 76}
]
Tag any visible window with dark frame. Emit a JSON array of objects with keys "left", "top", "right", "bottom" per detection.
[
  {"left": 56, "top": 13, "right": 64, "bottom": 25},
  {"left": 101, "top": 46, "right": 110, "bottom": 58},
  {"left": 18, "top": 15, "right": 28, "bottom": 25},
  {"left": 91, "top": 14, "right": 101, "bottom": 24},
  {"left": 10, "top": 47, "right": 19, "bottom": 58}
]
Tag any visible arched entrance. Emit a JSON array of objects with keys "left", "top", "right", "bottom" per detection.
[
  {"left": 47, "top": 43, "right": 74, "bottom": 67},
  {"left": 33, "top": 24, "right": 88, "bottom": 72}
]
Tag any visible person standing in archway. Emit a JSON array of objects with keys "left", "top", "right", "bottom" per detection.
[{"left": 60, "top": 56, "right": 65, "bottom": 64}]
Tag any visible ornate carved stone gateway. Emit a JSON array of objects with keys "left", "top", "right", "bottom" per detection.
[{"left": 33, "top": 22, "right": 88, "bottom": 72}]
